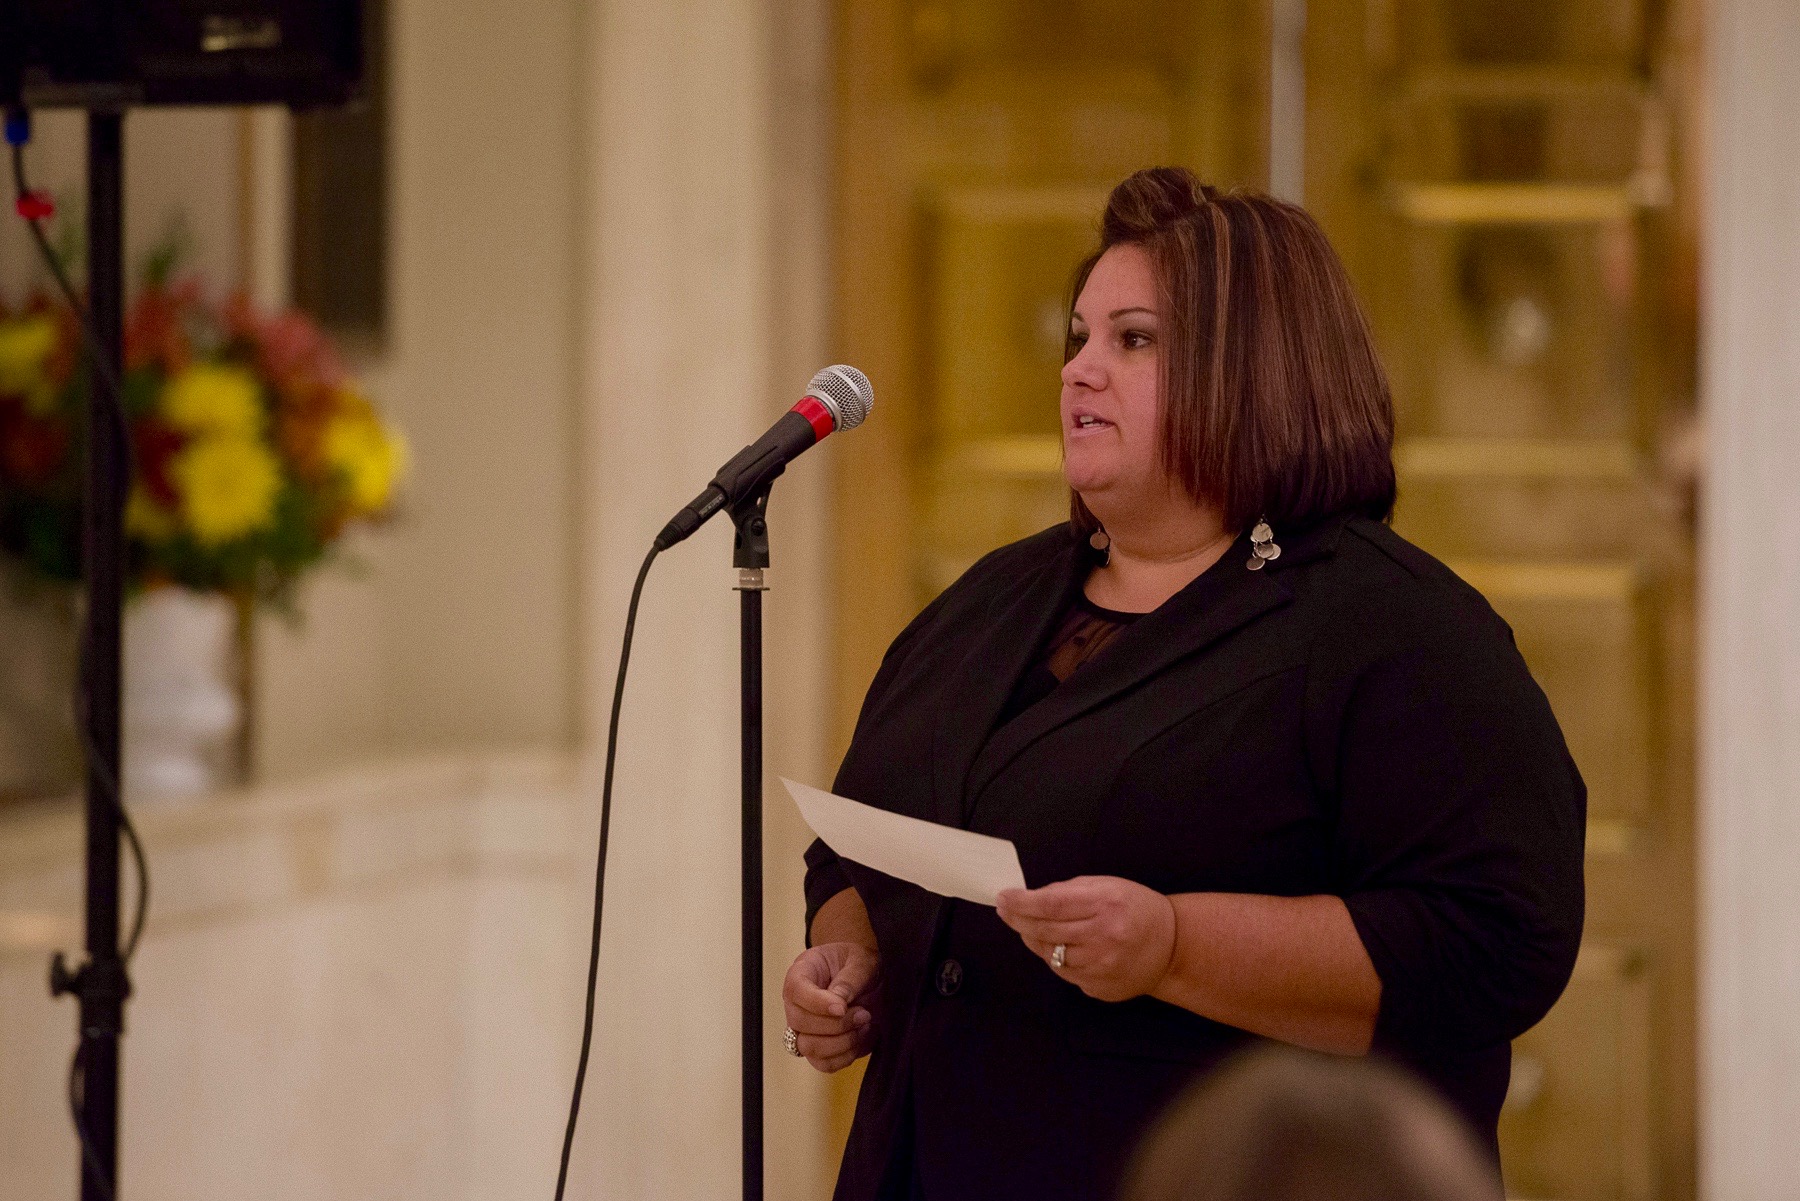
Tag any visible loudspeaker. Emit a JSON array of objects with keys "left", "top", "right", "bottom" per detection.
[{"left": 4, "top": 1, "right": 364, "bottom": 109}]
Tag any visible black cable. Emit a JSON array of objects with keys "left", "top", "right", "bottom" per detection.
[
  {"left": 72, "top": 642, "right": 149, "bottom": 961},
  {"left": 10, "top": 109, "right": 147, "bottom": 1201},
  {"left": 9, "top": 119, "right": 149, "bottom": 961},
  {"left": 9, "top": 117, "right": 149, "bottom": 962},
  {"left": 8, "top": 140, "right": 132, "bottom": 470},
  {"left": 68, "top": 1044, "right": 117, "bottom": 1201},
  {"left": 554, "top": 544, "right": 660, "bottom": 1201}
]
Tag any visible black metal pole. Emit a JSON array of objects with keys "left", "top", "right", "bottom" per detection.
[
  {"left": 78, "top": 108, "right": 128, "bottom": 1201},
  {"left": 740, "top": 585, "right": 764, "bottom": 1201},
  {"left": 731, "top": 491, "right": 771, "bottom": 1201}
]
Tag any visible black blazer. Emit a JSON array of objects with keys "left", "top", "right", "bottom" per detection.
[{"left": 804, "top": 513, "right": 1586, "bottom": 1201}]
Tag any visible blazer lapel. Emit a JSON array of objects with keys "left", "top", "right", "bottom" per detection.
[
  {"left": 928, "top": 534, "right": 1086, "bottom": 829},
  {"left": 959, "top": 514, "right": 1353, "bottom": 819},
  {"left": 961, "top": 550, "right": 1292, "bottom": 818}
]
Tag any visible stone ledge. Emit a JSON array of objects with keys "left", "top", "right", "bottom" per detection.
[{"left": 0, "top": 750, "right": 581, "bottom": 958}]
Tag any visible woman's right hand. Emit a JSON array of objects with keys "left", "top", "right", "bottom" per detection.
[{"left": 782, "top": 941, "right": 880, "bottom": 1073}]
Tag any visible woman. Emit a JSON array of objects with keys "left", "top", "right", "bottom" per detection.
[{"left": 782, "top": 168, "right": 1585, "bottom": 1201}]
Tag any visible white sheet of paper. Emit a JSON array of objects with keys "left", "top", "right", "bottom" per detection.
[{"left": 781, "top": 777, "right": 1026, "bottom": 906}]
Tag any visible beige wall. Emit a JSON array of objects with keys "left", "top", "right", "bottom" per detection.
[
  {"left": 0, "top": 107, "right": 241, "bottom": 293},
  {"left": 257, "top": 0, "right": 582, "bottom": 777}
]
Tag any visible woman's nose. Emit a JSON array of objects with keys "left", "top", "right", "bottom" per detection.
[{"left": 1061, "top": 342, "right": 1104, "bottom": 390}]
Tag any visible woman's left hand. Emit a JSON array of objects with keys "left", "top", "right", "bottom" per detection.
[{"left": 996, "top": 876, "right": 1178, "bottom": 1003}]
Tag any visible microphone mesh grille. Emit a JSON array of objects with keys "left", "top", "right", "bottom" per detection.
[{"left": 806, "top": 365, "right": 874, "bottom": 432}]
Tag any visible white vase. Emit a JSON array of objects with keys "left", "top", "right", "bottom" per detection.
[{"left": 124, "top": 588, "right": 241, "bottom": 802}]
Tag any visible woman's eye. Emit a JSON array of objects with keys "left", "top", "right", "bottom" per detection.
[
  {"left": 1066, "top": 330, "right": 1089, "bottom": 349},
  {"left": 1122, "top": 330, "right": 1155, "bottom": 349}
]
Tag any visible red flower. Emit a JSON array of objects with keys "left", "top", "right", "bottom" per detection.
[
  {"left": 131, "top": 417, "right": 187, "bottom": 506},
  {"left": 0, "top": 393, "right": 70, "bottom": 487},
  {"left": 257, "top": 307, "right": 344, "bottom": 391}
]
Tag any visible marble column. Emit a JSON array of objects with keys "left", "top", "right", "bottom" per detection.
[
  {"left": 1699, "top": 0, "right": 1800, "bottom": 1196},
  {"left": 574, "top": 1, "right": 836, "bottom": 1198}
]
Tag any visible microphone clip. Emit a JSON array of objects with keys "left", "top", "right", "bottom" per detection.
[{"left": 729, "top": 483, "right": 773, "bottom": 574}]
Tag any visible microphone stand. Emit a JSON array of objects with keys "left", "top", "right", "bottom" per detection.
[
  {"left": 729, "top": 483, "right": 773, "bottom": 1201},
  {"left": 44, "top": 109, "right": 131, "bottom": 1201}
]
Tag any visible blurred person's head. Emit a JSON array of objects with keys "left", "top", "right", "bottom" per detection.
[
  {"left": 1119, "top": 1046, "right": 1501, "bottom": 1201},
  {"left": 1061, "top": 167, "right": 1395, "bottom": 542}
]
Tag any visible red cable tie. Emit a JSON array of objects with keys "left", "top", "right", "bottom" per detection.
[{"left": 16, "top": 191, "right": 56, "bottom": 221}]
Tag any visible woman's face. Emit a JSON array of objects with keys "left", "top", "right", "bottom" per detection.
[{"left": 1061, "top": 243, "right": 1168, "bottom": 509}]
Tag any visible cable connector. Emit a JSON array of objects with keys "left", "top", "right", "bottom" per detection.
[
  {"left": 16, "top": 190, "right": 54, "bottom": 221},
  {"left": 8, "top": 109, "right": 54, "bottom": 220}
]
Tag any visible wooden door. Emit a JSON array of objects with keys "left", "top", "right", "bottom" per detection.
[{"left": 1304, "top": 1, "right": 1700, "bottom": 1197}]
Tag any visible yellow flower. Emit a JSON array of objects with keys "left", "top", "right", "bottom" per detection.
[
  {"left": 0, "top": 314, "right": 60, "bottom": 413},
  {"left": 322, "top": 409, "right": 407, "bottom": 514},
  {"left": 161, "top": 363, "right": 264, "bottom": 438},
  {"left": 125, "top": 487, "right": 179, "bottom": 542},
  {"left": 170, "top": 436, "right": 282, "bottom": 546}
]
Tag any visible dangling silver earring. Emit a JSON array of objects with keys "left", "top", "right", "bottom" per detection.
[
  {"left": 1247, "top": 518, "right": 1280, "bottom": 571},
  {"left": 1089, "top": 527, "right": 1111, "bottom": 567}
]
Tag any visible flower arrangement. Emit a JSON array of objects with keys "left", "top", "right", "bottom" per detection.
[{"left": 0, "top": 269, "right": 405, "bottom": 610}]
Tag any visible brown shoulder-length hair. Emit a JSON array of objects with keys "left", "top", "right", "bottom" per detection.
[{"left": 1068, "top": 167, "right": 1396, "bottom": 538}]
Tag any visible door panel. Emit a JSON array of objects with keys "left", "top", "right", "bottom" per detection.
[
  {"left": 924, "top": 188, "right": 1105, "bottom": 591},
  {"left": 1505, "top": 943, "right": 1656, "bottom": 1201},
  {"left": 1307, "top": 0, "right": 1698, "bottom": 1196}
]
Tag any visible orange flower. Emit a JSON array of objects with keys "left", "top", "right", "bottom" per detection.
[
  {"left": 275, "top": 378, "right": 338, "bottom": 480},
  {"left": 124, "top": 280, "right": 203, "bottom": 376}
]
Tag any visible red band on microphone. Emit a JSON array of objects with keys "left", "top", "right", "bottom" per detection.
[{"left": 793, "top": 395, "right": 836, "bottom": 442}]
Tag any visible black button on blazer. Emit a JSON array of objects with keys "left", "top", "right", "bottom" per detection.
[{"left": 804, "top": 513, "right": 1586, "bottom": 1201}]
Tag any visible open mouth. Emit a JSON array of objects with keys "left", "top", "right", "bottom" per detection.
[{"left": 1072, "top": 414, "right": 1113, "bottom": 431}]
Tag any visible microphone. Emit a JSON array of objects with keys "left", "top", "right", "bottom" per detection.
[{"left": 653, "top": 364, "right": 873, "bottom": 550}]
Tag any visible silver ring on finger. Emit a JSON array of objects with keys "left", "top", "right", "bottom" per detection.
[
  {"left": 1051, "top": 943, "right": 1067, "bottom": 970},
  {"left": 782, "top": 1026, "right": 803, "bottom": 1057}
]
